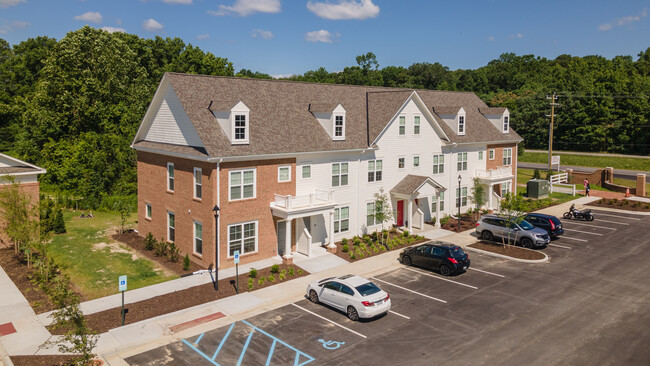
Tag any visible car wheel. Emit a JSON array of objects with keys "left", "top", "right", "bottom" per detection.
[
  {"left": 402, "top": 255, "right": 412, "bottom": 266},
  {"left": 439, "top": 264, "right": 451, "bottom": 276},
  {"left": 347, "top": 306, "right": 359, "bottom": 321},
  {"left": 481, "top": 231, "right": 493, "bottom": 241},
  {"left": 563, "top": 212, "right": 572, "bottom": 219},
  {"left": 309, "top": 290, "right": 319, "bottom": 304},
  {"left": 521, "top": 238, "right": 533, "bottom": 249}
]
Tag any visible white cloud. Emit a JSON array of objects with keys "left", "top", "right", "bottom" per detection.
[
  {"left": 0, "top": 0, "right": 26, "bottom": 9},
  {"left": 307, "top": 0, "right": 379, "bottom": 20},
  {"left": 208, "top": 0, "right": 281, "bottom": 16},
  {"left": 508, "top": 33, "right": 524, "bottom": 39},
  {"left": 251, "top": 29, "right": 274, "bottom": 40},
  {"left": 197, "top": 33, "right": 210, "bottom": 40},
  {"left": 305, "top": 29, "right": 337, "bottom": 43},
  {"left": 74, "top": 11, "right": 103, "bottom": 24},
  {"left": 142, "top": 18, "right": 164, "bottom": 31},
  {"left": 598, "top": 8, "right": 647, "bottom": 31},
  {"left": 487, "top": 35, "right": 495, "bottom": 42},
  {"left": 101, "top": 26, "right": 126, "bottom": 33},
  {"left": 0, "top": 19, "right": 30, "bottom": 34}
]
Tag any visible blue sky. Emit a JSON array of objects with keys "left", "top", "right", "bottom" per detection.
[{"left": 1, "top": 0, "right": 648, "bottom": 77}]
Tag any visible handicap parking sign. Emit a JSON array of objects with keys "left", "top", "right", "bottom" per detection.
[
  {"left": 234, "top": 250, "right": 240, "bottom": 264},
  {"left": 119, "top": 275, "right": 127, "bottom": 292}
]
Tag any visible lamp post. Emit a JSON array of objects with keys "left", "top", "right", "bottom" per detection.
[
  {"left": 213, "top": 205, "right": 220, "bottom": 291},
  {"left": 457, "top": 175, "right": 462, "bottom": 233}
]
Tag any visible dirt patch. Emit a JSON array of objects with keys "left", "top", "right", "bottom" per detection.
[
  {"left": 441, "top": 218, "right": 477, "bottom": 232},
  {"left": 586, "top": 198, "right": 650, "bottom": 212},
  {"left": 469, "top": 241, "right": 546, "bottom": 260},
  {"left": 49, "top": 263, "right": 309, "bottom": 335},
  {"left": 111, "top": 231, "right": 205, "bottom": 276},
  {"left": 9, "top": 355, "right": 80, "bottom": 366}
]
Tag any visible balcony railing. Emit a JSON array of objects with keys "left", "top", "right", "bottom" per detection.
[
  {"left": 273, "top": 189, "right": 334, "bottom": 211},
  {"left": 475, "top": 166, "right": 514, "bottom": 180}
]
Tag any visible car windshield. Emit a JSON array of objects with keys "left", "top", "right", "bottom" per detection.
[
  {"left": 450, "top": 247, "right": 466, "bottom": 259},
  {"left": 518, "top": 220, "right": 535, "bottom": 230},
  {"left": 355, "top": 282, "right": 381, "bottom": 297}
]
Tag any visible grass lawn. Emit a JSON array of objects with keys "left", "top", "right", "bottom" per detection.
[
  {"left": 520, "top": 152, "right": 650, "bottom": 172},
  {"left": 47, "top": 211, "right": 178, "bottom": 300}
]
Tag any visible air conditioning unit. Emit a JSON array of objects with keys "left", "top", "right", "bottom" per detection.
[{"left": 527, "top": 179, "right": 550, "bottom": 199}]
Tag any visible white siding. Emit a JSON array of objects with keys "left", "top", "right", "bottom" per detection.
[{"left": 145, "top": 87, "right": 204, "bottom": 147}]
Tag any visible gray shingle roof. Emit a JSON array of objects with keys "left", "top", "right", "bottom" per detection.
[
  {"left": 479, "top": 107, "right": 507, "bottom": 115},
  {"left": 136, "top": 73, "right": 522, "bottom": 158},
  {"left": 390, "top": 175, "right": 444, "bottom": 196}
]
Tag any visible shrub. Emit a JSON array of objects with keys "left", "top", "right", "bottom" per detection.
[
  {"left": 247, "top": 278, "right": 254, "bottom": 291},
  {"left": 154, "top": 239, "right": 168, "bottom": 257},
  {"left": 353, "top": 237, "right": 362, "bottom": 247},
  {"left": 350, "top": 252, "right": 356, "bottom": 260},
  {"left": 383, "top": 230, "right": 389, "bottom": 239},
  {"left": 402, "top": 230, "right": 409, "bottom": 238},
  {"left": 645, "top": 204, "right": 650, "bottom": 209},
  {"left": 279, "top": 272, "right": 286, "bottom": 280},
  {"left": 288, "top": 267, "right": 295, "bottom": 276},
  {"left": 612, "top": 198, "right": 618, "bottom": 203},
  {"left": 429, "top": 217, "right": 436, "bottom": 225},
  {"left": 370, "top": 231, "right": 378, "bottom": 241},
  {"left": 342, "top": 244, "right": 349, "bottom": 253},
  {"left": 341, "top": 238, "right": 348, "bottom": 246},
  {"left": 532, "top": 169, "right": 541, "bottom": 179},
  {"left": 183, "top": 254, "right": 191, "bottom": 271},
  {"left": 144, "top": 233, "right": 156, "bottom": 251},
  {"left": 270, "top": 264, "right": 280, "bottom": 273},
  {"left": 440, "top": 216, "right": 450, "bottom": 226},
  {"left": 622, "top": 200, "right": 629, "bottom": 205},
  {"left": 297, "top": 269, "right": 303, "bottom": 275},
  {"left": 268, "top": 275, "right": 275, "bottom": 282},
  {"left": 249, "top": 268, "right": 258, "bottom": 278},
  {"left": 633, "top": 202, "right": 640, "bottom": 207},
  {"left": 364, "top": 237, "right": 372, "bottom": 246},
  {"left": 258, "top": 277, "right": 265, "bottom": 285},
  {"left": 52, "top": 209, "right": 66, "bottom": 234},
  {"left": 168, "top": 243, "right": 180, "bottom": 262},
  {"left": 372, "top": 245, "right": 379, "bottom": 254}
]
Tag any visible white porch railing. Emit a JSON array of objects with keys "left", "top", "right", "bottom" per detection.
[
  {"left": 273, "top": 189, "right": 333, "bottom": 210},
  {"left": 475, "top": 166, "right": 513, "bottom": 180},
  {"left": 492, "top": 191, "right": 502, "bottom": 210}
]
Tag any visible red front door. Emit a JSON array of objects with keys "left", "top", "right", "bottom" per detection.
[{"left": 397, "top": 200, "right": 404, "bottom": 226}]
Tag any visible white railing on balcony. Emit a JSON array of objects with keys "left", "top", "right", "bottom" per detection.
[
  {"left": 475, "top": 166, "right": 514, "bottom": 180},
  {"left": 273, "top": 189, "right": 334, "bottom": 210}
]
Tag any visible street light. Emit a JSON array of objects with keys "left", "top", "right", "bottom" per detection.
[
  {"left": 213, "top": 205, "right": 220, "bottom": 291},
  {"left": 457, "top": 175, "right": 462, "bottom": 233}
]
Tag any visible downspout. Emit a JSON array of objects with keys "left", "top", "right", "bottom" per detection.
[{"left": 216, "top": 159, "right": 222, "bottom": 269}]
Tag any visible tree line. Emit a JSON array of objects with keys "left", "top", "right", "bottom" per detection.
[{"left": 1, "top": 26, "right": 648, "bottom": 207}]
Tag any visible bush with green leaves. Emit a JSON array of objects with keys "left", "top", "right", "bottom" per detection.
[
  {"left": 279, "top": 272, "right": 286, "bottom": 280},
  {"left": 268, "top": 275, "right": 276, "bottom": 282},
  {"left": 288, "top": 267, "right": 295, "bottom": 276},
  {"left": 249, "top": 268, "right": 258, "bottom": 278},
  {"left": 342, "top": 244, "right": 349, "bottom": 253},
  {"left": 370, "top": 231, "right": 378, "bottom": 241},
  {"left": 258, "top": 277, "right": 266, "bottom": 285},
  {"left": 440, "top": 216, "right": 450, "bottom": 226},
  {"left": 168, "top": 242, "right": 180, "bottom": 262},
  {"left": 297, "top": 269, "right": 303, "bottom": 275},
  {"left": 270, "top": 264, "right": 280, "bottom": 273},
  {"left": 341, "top": 238, "right": 348, "bottom": 246},
  {"left": 247, "top": 278, "right": 254, "bottom": 291},
  {"left": 402, "top": 230, "right": 409, "bottom": 238},
  {"left": 52, "top": 208, "right": 66, "bottom": 234},
  {"left": 144, "top": 233, "right": 156, "bottom": 251},
  {"left": 350, "top": 252, "right": 356, "bottom": 260},
  {"left": 532, "top": 169, "right": 541, "bottom": 179},
  {"left": 154, "top": 239, "right": 168, "bottom": 257},
  {"left": 353, "top": 237, "right": 362, "bottom": 247},
  {"left": 183, "top": 254, "right": 191, "bottom": 271}
]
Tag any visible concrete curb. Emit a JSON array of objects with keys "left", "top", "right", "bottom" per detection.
[{"left": 464, "top": 246, "right": 549, "bottom": 263}]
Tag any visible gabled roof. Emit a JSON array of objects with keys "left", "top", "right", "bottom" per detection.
[
  {"left": 433, "top": 106, "right": 463, "bottom": 115},
  {"left": 0, "top": 153, "right": 46, "bottom": 177},
  {"left": 390, "top": 175, "right": 445, "bottom": 196},
  {"left": 133, "top": 73, "right": 522, "bottom": 159},
  {"left": 479, "top": 107, "right": 507, "bottom": 115}
]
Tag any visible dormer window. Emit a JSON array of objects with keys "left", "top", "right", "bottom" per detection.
[
  {"left": 334, "top": 115, "right": 344, "bottom": 138},
  {"left": 310, "top": 103, "right": 346, "bottom": 141},
  {"left": 503, "top": 115, "right": 509, "bottom": 133},
  {"left": 458, "top": 115, "right": 465, "bottom": 135},
  {"left": 234, "top": 114, "right": 247, "bottom": 141}
]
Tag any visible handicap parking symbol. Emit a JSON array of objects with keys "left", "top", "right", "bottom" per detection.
[{"left": 318, "top": 339, "right": 345, "bottom": 350}]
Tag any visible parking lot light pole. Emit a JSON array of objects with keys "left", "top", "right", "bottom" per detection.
[{"left": 458, "top": 175, "right": 462, "bottom": 232}]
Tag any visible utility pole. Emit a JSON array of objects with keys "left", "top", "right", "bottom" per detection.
[{"left": 546, "top": 93, "right": 558, "bottom": 174}]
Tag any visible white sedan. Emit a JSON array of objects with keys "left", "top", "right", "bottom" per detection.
[{"left": 306, "top": 274, "right": 391, "bottom": 321}]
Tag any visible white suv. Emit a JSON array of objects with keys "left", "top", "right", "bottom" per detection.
[{"left": 306, "top": 274, "right": 391, "bottom": 321}]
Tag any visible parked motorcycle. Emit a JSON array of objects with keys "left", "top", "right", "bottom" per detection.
[{"left": 563, "top": 204, "right": 594, "bottom": 221}]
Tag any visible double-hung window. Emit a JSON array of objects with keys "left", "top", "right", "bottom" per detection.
[
  {"left": 413, "top": 156, "right": 420, "bottom": 167},
  {"left": 332, "top": 163, "right": 348, "bottom": 187},
  {"left": 433, "top": 154, "right": 444, "bottom": 174},
  {"left": 302, "top": 165, "right": 311, "bottom": 179},
  {"left": 334, "top": 115, "right": 344, "bottom": 138},
  {"left": 489, "top": 149, "right": 495, "bottom": 160},
  {"left": 194, "top": 221, "right": 203, "bottom": 255},
  {"left": 479, "top": 151, "right": 484, "bottom": 160},
  {"left": 334, "top": 207, "right": 349, "bottom": 233},
  {"left": 503, "top": 115, "right": 509, "bottom": 132},
  {"left": 278, "top": 165, "right": 291, "bottom": 182},
  {"left": 398, "top": 157, "right": 405, "bottom": 169},
  {"left": 501, "top": 181, "right": 512, "bottom": 197},
  {"left": 145, "top": 203, "right": 152, "bottom": 219},
  {"left": 456, "top": 187, "right": 468, "bottom": 208},
  {"left": 366, "top": 202, "right": 377, "bottom": 227},
  {"left": 167, "top": 211, "right": 175, "bottom": 242},
  {"left": 458, "top": 115, "right": 465, "bottom": 135},
  {"left": 414, "top": 116, "right": 420, "bottom": 134},
  {"left": 457, "top": 152, "right": 468, "bottom": 171},
  {"left": 432, "top": 192, "right": 444, "bottom": 212},
  {"left": 193, "top": 167, "right": 202, "bottom": 199},
  {"left": 399, "top": 116, "right": 406, "bottom": 135},
  {"left": 228, "top": 221, "right": 257, "bottom": 257},
  {"left": 234, "top": 114, "right": 247, "bottom": 141},
  {"left": 368, "top": 160, "right": 382, "bottom": 182},
  {"left": 167, "top": 162, "right": 174, "bottom": 192},
  {"left": 503, "top": 148, "right": 513, "bottom": 166},
  {"left": 230, "top": 169, "right": 255, "bottom": 200}
]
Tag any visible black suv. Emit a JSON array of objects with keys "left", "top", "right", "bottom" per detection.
[
  {"left": 400, "top": 242, "right": 470, "bottom": 276},
  {"left": 524, "top": 213, "right": 564, "bottom": 239}
]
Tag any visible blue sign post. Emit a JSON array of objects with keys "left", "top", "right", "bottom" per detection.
[
  {"left": 119, "top": 275, "right": 127, "bottom": 326},
  {"left": 234, "top": 250, "right": 240, "bottom": 294}
]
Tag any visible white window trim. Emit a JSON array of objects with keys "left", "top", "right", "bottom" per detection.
[
  {"left": 433, "top": 154, "right": 444, "bottom": 175},
  {"left": 501, "top": 181, "right": 512, "bottom": 197},
  {"left": 366, "top": 201, "right": 379, "bottom": 227},
  {"left": 456, "top": 187, "right": 468, "bottom": 207},
  {"left": 232, "top": 112, "right": 250, "bottom": 144},
  {"left": 398, "top": 116, "right": 406, "bottom": 136},
  {"left": 334, "top": 207, "right": 350, "bottom": 234},
  {"left": 398, "top": 157, "right": 405, "bottom": 169},
  {"left": 503, "top": 148, "right": 513, "bottom": 166},
  {"left": 167, "top": 211, "right": 175, "bottom": 243},
  {"left": 145, "top": 203, "right": 152, "bottom": 219},
  {"left": 414, "top": 115, "right": 421, "bottom": 135},
  {"left": 229, "top": 168, "right": 257, "bottom": 201},
  {"left": 278, "top": 165, "right": 291, "bottom": 182},
  {"left": 167, "top": 162, "right": 174, "bottom": 192},
  {"left": 458, "top": 114, "right": 466, "bottom": 135},
  {"left": 331, "top": 162, "right": 349, "bottom": 187},
  {"left": 193, "top": 167, "right": 202, "bottom": 200},
  {"left": 503, "top": 114, "right": 510, "bottom": 133},
  {"left": 479, "top": 151, "right": 484, "bottom": 160},
  {"left": 333, "top": 113, "right": 345, "bottom": 140},
  {"left": 432, "top": 191, "right": 445, "bottom": 212},
  {"left": 413, "top": 155, "right": 420, "bottom": 168},
  {"left": 489, "top": 149, "right": 495, "bottom": 160},
  {"left": 368, "top": 159, "right": 382, "bottom": 182},
  {"left": 193, "top": 221, "right": 203, "bottom": 256},
  {"left": 457, "top": 152, "right": 468, "bottom": 172},
  {"left": 227, "top": 220, "right": 258, "bottom": 258},
  {"left": 301, "top": 165, "right": 311, "bottom": 179}
]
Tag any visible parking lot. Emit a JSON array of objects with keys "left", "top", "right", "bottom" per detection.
[{"left": 125, "top": 209, "right": 650, "bottom": 366}]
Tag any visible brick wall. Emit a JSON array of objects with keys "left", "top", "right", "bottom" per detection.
[
  {"left": 0, "top": 181, "right": 40, "bottom": 247},
  {"left": 486, "top": 143, "right": 518, "bottom": 193}
]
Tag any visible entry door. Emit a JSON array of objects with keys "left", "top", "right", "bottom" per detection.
[
  {"left": 277, "top": 221, "right": 286, "bottom": 256},
  {"left": 297, "top": 217, "right": 311, "bottom": 256},
  {"left": 397, "top": 200, "right": 404, "bottom": 226}
]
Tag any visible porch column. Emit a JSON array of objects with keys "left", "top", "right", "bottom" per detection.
[
  {"left": 435, "top": 192, "right": 441, "bottom": 228},
  {"left": 489, "top": 183, "right": 494, "bottom": 210},
  {"left": 283, "top": 219, "right": 293, "bottom": 264},
  {"left": 407, "top": 199, "right": 413, "bottom": 232},
  {"left": 327, "top": 210, "right": 337, "bottom": 253}
]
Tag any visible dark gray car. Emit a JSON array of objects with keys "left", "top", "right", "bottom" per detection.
[{"left": 476, "top": 214, "right": 550, "bottom": 248}]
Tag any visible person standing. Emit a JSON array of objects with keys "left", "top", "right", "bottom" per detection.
[{"left": 586, "top": 182, "right": 591, "bottom": 197}]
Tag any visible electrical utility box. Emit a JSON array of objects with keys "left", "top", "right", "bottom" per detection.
[{"left": 527, "top": 179, "right": 550, "bottom": 199}]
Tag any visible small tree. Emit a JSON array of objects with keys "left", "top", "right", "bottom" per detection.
[
  {"left": 113, "top": 199, "right": 133, "bottom": 234},
  {"left": 52, "top": 208, "right": 66, "bottom": 234},
  {"left": 497, "top": 192, "right": 527, "bottom": 247},
  {"left": 0, "top": 177, "right": 39, "bottom": 254},
  {"left": 470, "top": 178, "right": 487, "bottom": 221},
  {"left": 532, "top": 169, "right": 541, "bottom": 180},
  {"left": 372, "top": 188, "right": 394, "bottom": 248}
]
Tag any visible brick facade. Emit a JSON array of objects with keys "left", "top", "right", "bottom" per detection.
[
  {"left": 486, "top": 143, "right": 518, "bottom": 194},
  {"left": 0, "top": 181, "right": 40, "bottom": 247}
]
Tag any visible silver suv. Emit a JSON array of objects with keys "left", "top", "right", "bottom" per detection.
[{"left": 476, "top": 214, "right": 550, "bottom": 248}]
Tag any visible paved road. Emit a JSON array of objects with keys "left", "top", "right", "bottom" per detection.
[
  {"left": 126, "top": 209, "right": 650, "bottom": 365},
  {"left": 518, "top": 162, "right": 650, "bottom": 183}
]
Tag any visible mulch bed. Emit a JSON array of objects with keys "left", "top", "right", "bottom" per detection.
[
  {"left": 0, "top": 247, "right": 60, "bottom": 314},
  {"left": 586, "top": 198, "right": 650, "bottom": 212},
  {"left": 111, "top": 231, "right": 206, "bottom": 276},
  {"left": 49, "top": 263, "right": 308, "bottom": 335},
  {"left": 441, "top": 217, "right": 477, "bottom": 232},
  {"left": 332, "top": 232, "right": 428, "bottom": 262},
  {"left": 469, "top": 241, "right": 546, "bottom": 260},
  {"left": 9, "top": 355, "right": 80, "bottom": 366}
]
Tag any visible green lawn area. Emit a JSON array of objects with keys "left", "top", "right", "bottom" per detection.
[
  {"left": 517, "top": 168, "right": 583, "bottom": 204},
  {"left": 518, "top": 167, "right": 649, "bottom": 193},
  {"left": 520, "top": 152, "right": 650, "bottom": 171},
  {"left": 47, "top": 211, "right": 178, "bottom": 300}
]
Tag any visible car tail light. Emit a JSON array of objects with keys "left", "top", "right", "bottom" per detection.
[
  {"left": 475, "top": 222, "right": 480, "bottom": 226},
  {"left": 550, "top": 220, "right": 555, "bottom": 230},
  {"left": 385, "top": 294, "right": 390, "bottom": 301},
  {"left": 447, "top": 257, "right": 458, "bottom": 264},
  {"left": 361, "top": 301, "right": 373, "bottom": 307}
]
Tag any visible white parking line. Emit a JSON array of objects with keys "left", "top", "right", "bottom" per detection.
[
  {"left": 388, "top": 310, "right": 410, "bottom": 320},
  {"left": 467, "top": 267, "right": 505, "bottom": 278},
  {"left": 566, "top": 221, "right": 616, "bottom": 230},
  {"left": 401, "top": 267, "right": 479, "bottom": 290},
  {"left": 369, "top": 277, "right": 447, "bottom": 304},
  {"left": 594, "top": 218, "right": 629, "bottom": 225},
  {"left": 291, "top": 303, "right": 367, "bottom": 339},
  {"left": 561, "top": 236, "right": 588, "bottom": 242},
  {"left": 548, "top": 243, "right": 572, "bottom": 249},
  {"left": 592, "top": 212, "right": 641, "bottom": 220},
  {"left": 563, "top": 228, "right": 604, "bottom": 236}
]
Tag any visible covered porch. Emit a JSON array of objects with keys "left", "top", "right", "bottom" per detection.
[
  {"left": 390, "top": 175, "right": 446, "bottom": 233},
  {"left": 476, "top": 167, "right": 514, "bottom": 210}
]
